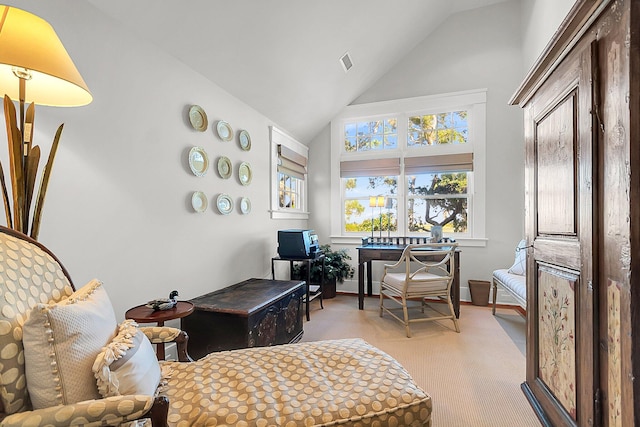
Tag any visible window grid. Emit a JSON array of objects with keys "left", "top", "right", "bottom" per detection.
[
  {"left": 344, "top": 118, "right": 398, "bottom": 152},
  {"left": 278, "top": 172, "right": 302, "bottom": 210}
]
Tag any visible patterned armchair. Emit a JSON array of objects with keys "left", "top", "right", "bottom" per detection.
[{"left": 0, "top": 226, "right": 433, "bottom": 426}]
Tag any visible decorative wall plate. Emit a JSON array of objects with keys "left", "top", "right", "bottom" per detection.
[
  {"left": 188, "top": 146, "right": 209, "bottom": 176},
  {"left": 238, "top": 162, "right": 252, "bottom": 186},
  {"left": 217, "top": 156, "right": 232, "bottom": 179},
  {"left": 216, "top": 193, "right": 233, "bottom": 215},
  {"left": 240, "top": 197, "right": 251, "bottom": 214},
  {"left": 238, "top": 130, "right": 251, "bottom": 151},
  {"left": 216, "top": 120, "right": 233, "bottom": 141},
  {"left": 188, "top": 105, "right": 208, "bottom": 131},
  {"left": 191, "top": 191, "right": 208, "bottom": 213}
]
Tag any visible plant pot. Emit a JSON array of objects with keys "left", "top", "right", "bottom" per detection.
[
  {"left": 468, "top": 280, "right": 491, "bottom": 306},
  {"left": 322, "top": 278, "right": 337, "bottom": 299}
]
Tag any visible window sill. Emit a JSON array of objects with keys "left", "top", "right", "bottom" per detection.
[
  {"left": 329, "top": 235, "right": 488, "bottom": 248},
  {"left": 270, "top": 210, "right": 310, "bottom": 220}
]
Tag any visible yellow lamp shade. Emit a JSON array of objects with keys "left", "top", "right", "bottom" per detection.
[
  {"left": 369, "top": 196, "right": 376, "bottom": 207},
  {"left": 0, "top": 5, "right": 92, "bottom": 106}
]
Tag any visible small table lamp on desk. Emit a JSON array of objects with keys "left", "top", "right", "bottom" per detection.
[{"left": 125, "top": 301, "right": 194, "bottom": 360}]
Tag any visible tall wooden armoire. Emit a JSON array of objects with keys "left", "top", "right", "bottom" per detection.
[{"left": 509, "top": 0, "right": 639, "bottom": 426}]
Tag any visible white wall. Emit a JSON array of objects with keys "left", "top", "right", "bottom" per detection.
[
  {"left": 520, "top": 0, "right": 576, "bottom": 71},
  {"left": 0, "top": 0, "right": 577, "bottom": 317},
  {"left": 1, "top": 1, "right": 307, "bottom": 320},
  {"left": 309, "top": 0, "right": 527, "bottom": 303}
]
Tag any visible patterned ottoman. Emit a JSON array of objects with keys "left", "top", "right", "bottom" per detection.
[{"left": 159, "top": 338, "right": 432, "bottom": 426}]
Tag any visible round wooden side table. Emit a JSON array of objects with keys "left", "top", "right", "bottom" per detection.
[{"left": 125, "top": 301, "right": 194, "bottom": 360}]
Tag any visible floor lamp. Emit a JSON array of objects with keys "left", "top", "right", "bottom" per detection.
[{"left": 0, "top": 6, "right": 92, "bottom": 239}]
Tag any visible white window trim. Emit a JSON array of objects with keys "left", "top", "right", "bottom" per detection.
[
  {"left": 330, "top": 89, "right": 487, "bottom": 246},
  {"left": 270, "top": 126, "right": 309, "bottom": 220}
]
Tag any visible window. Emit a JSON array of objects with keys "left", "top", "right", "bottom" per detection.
[
  {"left": 270, "top": 126, "right": 309, "bottom": 219},
  {"left": 330, "top": 90, "right": 486, "bottom": 244},
  {"left": 408, "top": 111, "right": 468, "bottom": 147}
]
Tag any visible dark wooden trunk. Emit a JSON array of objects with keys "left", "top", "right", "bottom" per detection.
[{"left": 181, "top": 278, "right": 304, "bottom": 360}]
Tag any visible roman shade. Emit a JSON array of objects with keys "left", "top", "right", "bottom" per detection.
[
  {"left": 277, "top": 144, "right": 307, "bottom": 180},
  {"left": 340, "top": 157, "right": 400, "bottom": 177},
  {"left": 404, "top": 153, "right": 473, "bottom": 174}
]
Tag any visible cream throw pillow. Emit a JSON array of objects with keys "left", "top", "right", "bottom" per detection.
[
  {"left": 23, "top": 279, "right": 118, "bottom": 409},
  {"left": 93, "top": 319, "right": 161, "bottom": 397},
  {"left": 508, "top": 239, "right": 527, "bottom": 276}
]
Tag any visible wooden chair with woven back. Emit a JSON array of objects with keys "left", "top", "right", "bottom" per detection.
[{"left": 380, "top": 242, "right": 460, "bottom": 337}]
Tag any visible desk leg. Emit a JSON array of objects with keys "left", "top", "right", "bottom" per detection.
[
  {"left": 305, "top": 259, "right": 311, "bottom": 321},
  {"left": 453, "top": 261, "right": 460, "bottom": 319},
  {"left": 366, "top": 260, "right": 373, "bottom": 296},
  {"left": 358, "top": 260, "right": 365, "bottom": 310}
]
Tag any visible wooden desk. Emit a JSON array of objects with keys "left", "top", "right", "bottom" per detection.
[
  {"left": 125, "top": 301, "right": 194, "bottom": 360},
  {"left": 356, "top": 244, "right": 461, "bottom": 318}
]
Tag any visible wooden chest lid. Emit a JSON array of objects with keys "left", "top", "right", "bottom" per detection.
[{"left": 188, "top": 278, "right": 304, "bottom": 315}]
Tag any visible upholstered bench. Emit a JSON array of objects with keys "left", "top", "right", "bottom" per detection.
[
  {"left": 492, "top": 240, "right": 527, "bottom": 314},
  {"left": 492, "top": 269, "right": 526, "bottom": 314}
]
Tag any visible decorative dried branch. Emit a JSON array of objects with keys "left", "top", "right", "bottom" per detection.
[
  {"left": 0, "top": 161, "right": 12, "bottom": 228},
  {"left": 3, "top": 96, "right": 24, "bottom": 233},
  {"left": 30, "top": 124, "right": 63, "bottom": 240},
  {"left": 24, "top": 145, "right": 40, "bottom": 231}
]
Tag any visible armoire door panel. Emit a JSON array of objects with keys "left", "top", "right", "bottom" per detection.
[
  {"left": 537, "top": 264, "right": 579, "bottom": 419},
  {"left": 523, "top": 40, "right": 597, "bottom": 427},
  {"left": 535, "top": 92, "right": 577, "bottom": 236},
  {"left": 533, "top": 238, "right": 581, "bottom": 269}
]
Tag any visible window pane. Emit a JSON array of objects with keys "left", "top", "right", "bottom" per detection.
[
  {"left": 407, "top": 198, "right": 468, "bottom": 233},
  {"left": 344, "top": 136, "right": 356, "bottom": 152},
  {"left": 384, "top": 134, "right": 397, "bottom": 149},
  {"left": 344, "top": 176, "right": 398, "bottom": 197},
  {"left": 357, "top": 134, "right": 371, "bottom": 151},
  {"left": 407, "top": 172, "right": 468, "bottom": 196},
  {"left": 345, "top": 123, "right": 357, "bottom": 137},
  {"left": 343, "top": 176, "right": 397, "bottom": 233},
  {"left": 371, "top": 120, "right": 384, "bottom": 135}
]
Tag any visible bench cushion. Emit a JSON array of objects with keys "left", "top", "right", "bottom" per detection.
[
  {"left": 159, "top": 338, "right": 432, "bottom": 426},
  {"left": 493, "top": 269, "right": 526, "bottom": 302}
]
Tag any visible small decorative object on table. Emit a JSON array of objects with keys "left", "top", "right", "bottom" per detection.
[
  {"left": 146, "top": 290, "right": 179, "bottom": 311},
  {"left": 431, "top": 225, "right": 443, "bottom": 243}
]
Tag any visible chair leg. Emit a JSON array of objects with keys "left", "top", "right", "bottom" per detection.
[
  {"left": 492, "top": 280, "right": 498, "bottom": 315},
  {"left": 448, "top": 298, "right": 460, "bottom": 333},
  {"left": 379, "top": 288, "right": 384, "bottom": 317},
  {"left": 402, "top": 297, "right": 411, "bottom": 338}
]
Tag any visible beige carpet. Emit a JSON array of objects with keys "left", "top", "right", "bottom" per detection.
[{"left": 301, "top": 295, "right": 540, "bottom": 427}]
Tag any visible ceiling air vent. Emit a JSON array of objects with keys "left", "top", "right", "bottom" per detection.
[{"left": 340, "top": 52, "right": 353, "bottom": 73}]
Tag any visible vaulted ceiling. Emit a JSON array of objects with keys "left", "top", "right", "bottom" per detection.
[{"left": 88, "top": 0, "right": 510, "bottom": 142}]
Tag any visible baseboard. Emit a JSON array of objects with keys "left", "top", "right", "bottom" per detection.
[{"left": 335, "top": 292, "right": 526, "bottom": 316}]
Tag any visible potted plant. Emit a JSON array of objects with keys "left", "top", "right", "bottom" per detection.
[{"left": 293, "top": 244, "right": 355, "bottom": 298}]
